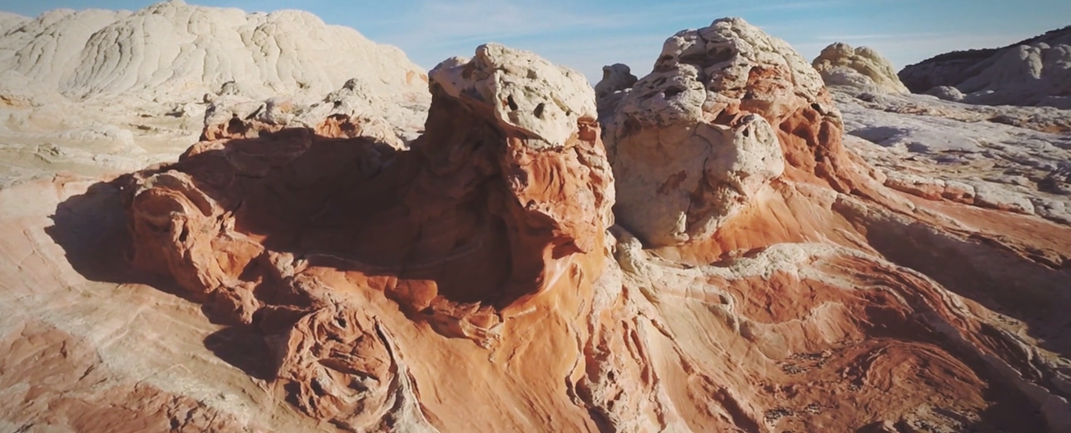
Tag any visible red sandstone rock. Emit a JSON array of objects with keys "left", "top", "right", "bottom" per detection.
[{"left": 119, "top": 43, "right": 615, "bottom": 431}]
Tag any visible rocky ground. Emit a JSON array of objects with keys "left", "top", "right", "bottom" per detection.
[{"left": 1, "top": 3, "right": 1070, "bottom": 433}]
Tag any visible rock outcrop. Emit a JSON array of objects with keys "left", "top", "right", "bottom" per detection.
[
  {"left": 115, "top": 43, "right": 617, "bottom": 431},
  {"left": 900, "top": 26, "right": 1071, "bottom": 108},
  {"left": 602, "top": 18, "right": 868, "bottom": 247},
  {"left": 2, "top": 8, "right": 1071, "bottom": 433},
  {"left": 812, "top": 42, "right": 910, "bottom": 94},
  {"left": 0, "top": 0, "right": 431, "bottom": 189},
  {"left": 594, "top": 63, "right": 638, "bottom": 120},
  {"left": 0, "top": 0, "right": 428, "bottom": 104}
]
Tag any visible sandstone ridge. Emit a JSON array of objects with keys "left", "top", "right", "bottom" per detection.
[{"left": 899, "top": 26, "right": 1071, "bottom": 108}]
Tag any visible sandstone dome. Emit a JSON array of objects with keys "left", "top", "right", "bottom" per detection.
[
  {"left": 812, "top": 42, "right": 910, "bottom": 94},
  {"left": 0, "top": 0, "right": 428, "bottom": 104}
]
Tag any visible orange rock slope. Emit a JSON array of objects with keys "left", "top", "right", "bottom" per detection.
[{"left": 6, "top": 18, "right": 1071, "bottom": 433}]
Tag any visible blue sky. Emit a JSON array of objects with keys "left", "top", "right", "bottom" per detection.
[{"left": 4, "top": 0, "right": 1069, "bottom": 82}]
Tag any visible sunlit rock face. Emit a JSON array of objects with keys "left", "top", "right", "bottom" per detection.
[
  {"left": 812, "top": 42, "right": 911, "bottom": 94},
  {"left": 2, "top": 7, "right": 1071, "bottom": 433},
  {"left": 602, "top": 18, "right": 867, "bottom": 247},
  {"left": 120, "top": 43, "right": 618, "bottom": 431}
]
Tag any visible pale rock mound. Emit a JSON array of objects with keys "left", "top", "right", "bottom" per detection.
[
  {"left": 0, "top": 11, "right": 29, "bottom": 33},
  {"left": 603, "top": 17, "right": 866, "bottom": 247},
  {"left": 812, "top": 42, "right": 909, "bottom": 94},
  {"left": 925, "top": 85, "right": 965, "bottom": 101},
  {"left": 0, "top": 0, "right": 428, "bottom": 105},
  {"left": 900, "top": 26, "right": 1071, "bottom": 108},
  {"left": 0, "top": 1, "right": 431, "bottom": 189}
]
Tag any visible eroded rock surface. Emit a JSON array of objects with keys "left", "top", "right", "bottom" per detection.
[
  {"left": 602, "top": 18, "right": 866, "bottom": 247},
  {"left": 0, "top": 0, "right": 431, "bottom": 189},
  {"left": 835, "top": 89, "right": 1071, "bottom": 225},
  {"left": 812, "top": 43, "right": 910, "bottom": 94},
  {"left": 116, "top": 43, "right": 615, "bottom": 431},
  {"left": 2, "top": 11, "right": 1071, "bottom": 433}
]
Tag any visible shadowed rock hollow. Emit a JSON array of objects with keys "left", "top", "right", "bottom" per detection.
[
  {"left": 119, "top": 43, "right": 617, "bottom": 431},
  {"left": 3, "top": 12, "right": 1071, "bottom": 433}
]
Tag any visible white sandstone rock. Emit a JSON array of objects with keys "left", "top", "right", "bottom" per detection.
[
  {"left": 0, "top": 0, "right": 429, "bottom": 105},
  {"left": 604, "top": 18, "right": 815, "bottom": 246},
  {"left": 429, "top": 43, "right": 595, "bottom": 149},
  {"left": 900, "top": 27, "right": 1071, "bottom": 109},
  {"left": 812, "top": 43, "right": 909, "bottom": 94}
]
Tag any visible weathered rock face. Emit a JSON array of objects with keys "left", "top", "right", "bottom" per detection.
[
  {"left": 812, "top": 42, "right": 910, "bottom": 94},
  {"left": 899, "top": 26, "right": 1071, "bottom": 108},
  {"left": 4, "top": 10, "right": 1071, "bottom": 433},
  {"left": 590, "top": 18, "right": 1071, "bottom": 433},
  {"left": 602, "top": 18, "right": 867, "bottom": 247},
  {"left": 0, "top": 0, "right": 428, "bottom": 104},
  {"left": 0, "top": 1, "right": 432, "bottom": 190},
  {"left": 118, "top": 43, "right": 616, "bottom": 431}
]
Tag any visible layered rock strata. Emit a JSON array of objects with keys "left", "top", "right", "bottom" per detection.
[
  {"left": 118, "top": 44, "right": 616, "bottom": 431},
  {"left": 1, "top": 12, "right": 1069, "bottom": 433}
]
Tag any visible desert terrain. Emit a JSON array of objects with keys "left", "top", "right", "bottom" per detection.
[{"left": 0, "top": 2, "right": 1069, "bottom": 432}]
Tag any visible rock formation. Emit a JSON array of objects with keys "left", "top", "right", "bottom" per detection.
[
  {"left": 2, "top": 6, "right": 1071, "bottom": 433},
  {"left": 900, "top": 26, "right": 1071, "bottom": 108},
  {"left": 113, "top": 43, "right": 618, "bottom": 431},
  {"left": 812, "top": 42, "right": 910, "bottom": 94},
  {"left": 0, "top": 0, "right": 431, "bottom": 189},
  {"left": 602, "top": 18, "right": 868, "bottom": 247},
  {"left": 594, "top": 63, "right": 638, "bottom": 119},
  {"left": 0, "top": 0, "right": 428, "bottom": 104}
]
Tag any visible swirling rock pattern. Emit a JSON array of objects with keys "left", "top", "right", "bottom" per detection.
[{"left": 1, "top": 10, "right": 1070, "bottom": 433}]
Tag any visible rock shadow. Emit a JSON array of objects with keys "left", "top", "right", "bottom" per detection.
[{"left": 45, "top": 177, "right": 278, "bottom": 381}]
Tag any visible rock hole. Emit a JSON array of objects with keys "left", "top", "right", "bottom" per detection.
[
  {"left": 507, "top": 95, "right": 519, "bottom": 111},
  {"left": 742, "top": 128, "right": 750, "bottom": 138},
  {"left": 310, "top": 378, "right": 326, "bottom": 396},
  {"left": 226, "top": 117, "right": 245, "bottom": 136},
  {"left": 663, "top": 86, "right": 684, "bottom": 98},
  {"left": 178, "top": 226, "right": 189, "bottom": 243},
  {"left": 534, "top": 102, "right": 545, "bottom": 119}
]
